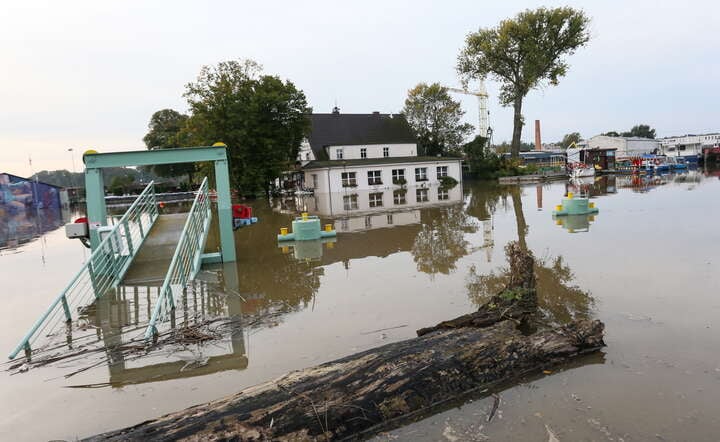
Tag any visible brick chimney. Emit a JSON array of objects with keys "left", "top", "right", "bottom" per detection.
[{"left": 534, "top": 120, "right": 542, "bottom": 151}]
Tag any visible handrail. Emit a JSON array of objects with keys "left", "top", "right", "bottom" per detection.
[
  {"left": 8, "top": 181, "right": 159, "bottom": 359},
  {"left": 144, "top": 177, "right": 212, "bottom": 340}
]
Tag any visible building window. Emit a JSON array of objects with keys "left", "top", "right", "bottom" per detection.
[
  {"left": 311, "top": 174, "right": 318, "bottom": 188},
  {"left": 365, "top": 216, "right": 372, "bottom": 228},
  {"left": 341, "top": 172, "right": 357, "bottom": 187},
  {"left": 367, "top": 170, "right": 382, "bottom": 185},
  {"left": 343, "top": 194, "right": 358, "bottom": 210},
  {"left": 415, "top": 167, "right": 428, "bottom": 182},
  {"left": 360, "top": 148, "right": 367, "bottom": 159},
  {"left": 383, "top": 147, "right": 390, "bottom": 157},
  {"left": 392, "top": 169, "right": 405, "bottom": 184},
  {"left": 393, "top": 190, "right": 406, "bottom": 205},
  {"left": 305, "top": 152, "right": 310, "bottom": 160},
  {"left": 436, "top": 166, "right": 448, "bottom": 178},
  {"left": 336, "top": 148, "right": 343, "bottom": 159},
  {"left": 387, "top": 214, "right": 394, "bottom": 225},
  {"left": 438, "top": 188, "right": 449, "bottom": 201},
  {"left": 369, "top": 192, "right": 383, "bottom": 207},
  {"left": 416, "top": 188, "right": 429, "bottom": 203}
]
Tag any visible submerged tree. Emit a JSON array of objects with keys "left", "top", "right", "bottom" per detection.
[
  {"left": 184, "top": 59, "right": 311, "bottom": 194},
  {"left": 403, "top": 82, "right": 474, "bottom": 156},
  {"left": 458, "top": 7, "right": 591, "bottom": 158}
]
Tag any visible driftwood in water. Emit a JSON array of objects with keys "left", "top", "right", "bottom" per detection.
[{"left": 87, "top": 243, "right": 605, "bottom": 441}]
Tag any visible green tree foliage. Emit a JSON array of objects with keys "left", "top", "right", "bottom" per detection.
[
  {"left": 142, "top": 109, "right": 197, "bottom": 186},
  {"left": 184, "top": 59, "right": 311, "bottom": 194},
  {"left": 602, "top": 131, "right": 620, "bottom": 137},
  {"left": 561, "top": 132, "right": 582, "bottom": 149},
  {"left": 464, "top": 135, "right": 500, "bottom": 178},
  {"left": 622, "top": 124, "right": 656, "bottom": 139},
  {"left": 457, "top": 7, "right": 591, "bottom": 159},
  {"left": 108, "top": 174, "right": 135, "bottom": 196},
  {"left": 403, "top": 82, "right": 474, "bottom": 156}
]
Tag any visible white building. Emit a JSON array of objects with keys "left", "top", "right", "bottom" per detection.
[
  {"left": 586, "top": 135, "right": 660, "bottom": 158},
  {"left": 299, "top": 109, "right": 463, "bottom": 193},
  {"left": 658, "top": 133, "right": 719, "bottom": 160}
]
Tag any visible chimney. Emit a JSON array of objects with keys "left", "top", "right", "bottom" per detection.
[
  {"left": 332, "top": 106, "right": 340, "bottom": 115},
  {"left": 534, "top": 120, "right": 542, "bottom": 151},
  {"left": 372, "top": 111, "right": 380, "bottom": 116}
]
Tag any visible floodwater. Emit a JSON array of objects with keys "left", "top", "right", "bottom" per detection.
[{"left": 1, "top": 170, "right": 719, "bottom": 441}]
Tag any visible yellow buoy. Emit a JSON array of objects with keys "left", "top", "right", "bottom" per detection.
[
  {"left": 212, "top": 142, "right": 227, "bottom": 147},
  {"left": 324, "top": 224, "right": 333, "bottom": 232},
  {"left": 280, "top": 227, "right": 288, "bottom": 236},
  {"left": 83, "top": 149, "right": 98, "bottom": 156},
  {"left": 555, "top": 204, "right": 563, "bottom": 211},
  {"left": 589, "top": 202, "right": 595, "bottom": 209},
  {"left": 301, "top": 212, "right": 309, "bottom": 220},
  {"left": 567, "top": 192, "right": 574, "bottom": 199}
]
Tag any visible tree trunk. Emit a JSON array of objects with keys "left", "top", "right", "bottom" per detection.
[
  {"left": 511, "top": 96, "right": 524, "bottom": 159},
  {"left": 86, "top": 244, "right": 604, "bottom": 441}
]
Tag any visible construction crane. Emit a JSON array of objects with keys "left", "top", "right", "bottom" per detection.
[{"left": 446, "top": 82, "right": 490, "bottom": 139}]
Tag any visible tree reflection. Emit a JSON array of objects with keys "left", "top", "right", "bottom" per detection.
[
  {"left": 467, "top": 254, "right": 595, "bottom": 326},
  {"left": 411, "top": 203, "right": 478, "bottom": 275}
]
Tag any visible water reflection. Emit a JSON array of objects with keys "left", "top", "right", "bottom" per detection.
[
  {"left": 0, "top": 205, "right": 70, "bottom": 251},
  {"left": 467, "top": 249, "right": 595, "bottom": 327},
  {"left": 553, "top": 213, "right": 598, "bottom": 233}
]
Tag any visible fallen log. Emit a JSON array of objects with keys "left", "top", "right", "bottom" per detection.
[
  {"left": 87, "top": 319, "right": 604, "bottom": 441},
  {"left": 87, "top": 243, "right": 605, "bottom": 441}
]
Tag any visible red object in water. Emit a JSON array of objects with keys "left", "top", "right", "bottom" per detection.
[
  {"left": 74, "top": 217, "right": 88, "bottom": 224},
  {"left": 232, "top": 204, "right": 252, "bottom": 219},
  {"left": 159, "top": 201, "right": 166, "bottom": 208}
]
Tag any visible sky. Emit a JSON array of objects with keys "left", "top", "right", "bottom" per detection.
[{"left": 2, "top": 0, "right": 719, "bottom": 176}]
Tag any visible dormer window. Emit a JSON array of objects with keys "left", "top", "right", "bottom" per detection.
[
  {"left": 383, "top": 147, "right": 390, "bottom": 157},
  {"left": 336, "top": 148, "right": 343, "bottom": 159},
  {"left": 361, "top": 148, "right": 367, "bottom": 159}
]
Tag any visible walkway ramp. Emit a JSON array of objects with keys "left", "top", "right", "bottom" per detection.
[{"left": 122, "top": 213, "right": 189, "bottom": 286}]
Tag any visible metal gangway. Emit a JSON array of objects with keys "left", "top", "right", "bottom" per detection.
[{"left": 8, "top": 145, "right": 237, "bottom": 360}]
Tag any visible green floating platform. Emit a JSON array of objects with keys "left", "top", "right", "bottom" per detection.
[
  {"left": 278, "top": 214, "right": 336, "bottom": 242},
  {"left": 552, "top": 194, "right": 599, "bottom": 216}
]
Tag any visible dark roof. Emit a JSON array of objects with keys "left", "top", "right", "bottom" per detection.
[
  {"left": 308, "top": 113, "right": 417, "bottom": 160},
  {"left": 302, "top": 156, "right": 461, "bottom": 170}
]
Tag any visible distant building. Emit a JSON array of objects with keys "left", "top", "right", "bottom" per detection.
[
  {"left": 658, "top": 133, "right": 719, "bottom": 161},
  {"left": 299, "top": 109, "right": 462, "bottom": 193},
  {"left": 586, "top": 135, "right": 660, "bottom": 158}
]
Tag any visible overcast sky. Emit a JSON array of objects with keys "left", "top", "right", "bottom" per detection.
[{"left": 2, "top": 0, "right": 719, "bottom": 176}]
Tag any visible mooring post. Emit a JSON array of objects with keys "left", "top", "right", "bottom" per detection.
[{"left": 84, "top": 166, "right": 107, "bottom": 251}]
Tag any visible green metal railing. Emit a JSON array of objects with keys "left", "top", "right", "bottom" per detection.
[
  {"left": 8, "top": 182, "right": 159, "bottom": 359},
  {"left": 144, "top": 177, "right": 212, "bottom": 340}
]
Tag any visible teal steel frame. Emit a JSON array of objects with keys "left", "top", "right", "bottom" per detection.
[
  {"left": 9, "top": 181, "right": 159, "bottom": 359},
  {"left": 83, "top": 146, "right": 236, "bottom": 263},
  {"left": 144, "top": 177, "right": 212, "bottom": 340}
]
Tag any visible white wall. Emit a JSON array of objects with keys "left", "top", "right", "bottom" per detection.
[
  {"left": 588, "top": 135, "right": 659, "bottom": 157},
  {"left": 304, "top": 159, "right": 462, "bottom": 193},
  {"left": 326, "top": 143, "right": 416, "bottom": 160},
  {"left": 294, "top": 184, "right": 463, "bottom": 218},
  {"left": 297, "top": 139, "right": 314, "bottom": 164}
]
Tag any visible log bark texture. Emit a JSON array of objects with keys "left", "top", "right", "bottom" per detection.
[
  {"left": 87, "top": 243, "right": 605, "bottom": 441},
  {"left": 87, "top": 319, "right": 604, "bottom": 441}
]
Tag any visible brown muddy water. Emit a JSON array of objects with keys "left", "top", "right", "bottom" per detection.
[{"left": 1, "top": 171, "right": 719, "bottom": 441}]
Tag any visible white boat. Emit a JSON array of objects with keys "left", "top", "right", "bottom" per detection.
[{"left": 569, "top": 163, "right": 595, "bottom": 178}]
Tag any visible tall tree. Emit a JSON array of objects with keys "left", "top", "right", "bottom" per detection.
[
  {"left": 561, "top": 132, "right": 582, "bottom": 149},
  {"left": 184, "top": 59, "right": 311, "bottom": 194},
  {"left": 622, "top": 124, "right": 656, "bottom": 139},
  {"left": 403, "top": 83, "right": 474, "bottom": 156},
  {"left": 143, "top": 109, "right": 197, "bottom": 185},
  {"left": 457, "top": 7, "right": 591, "bottom": 158}
]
